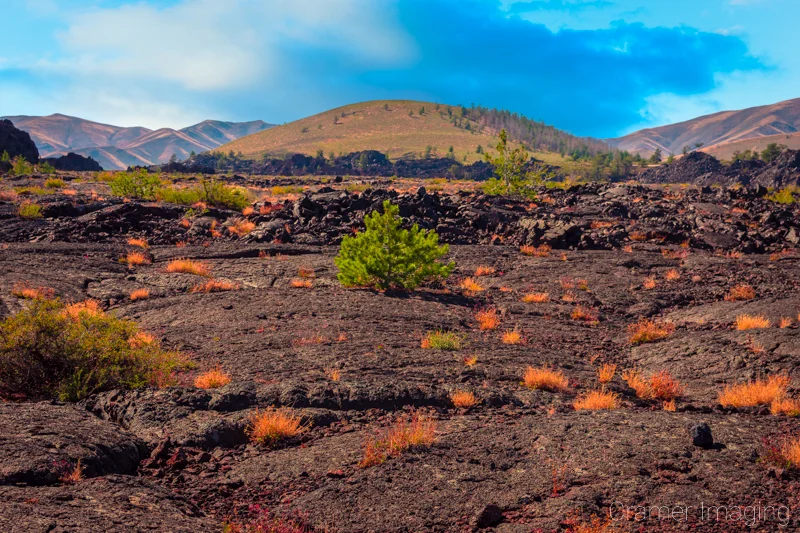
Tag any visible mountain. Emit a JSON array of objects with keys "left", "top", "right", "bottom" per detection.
[
  {"left": 608, "top": 97, "right": 800, "bottom": 157},
  {"left": 218, "top": 100, "right": 608, "bottom": 165},
  {"left": 1, "top": 114, "right": 273, "bottom": 170}
]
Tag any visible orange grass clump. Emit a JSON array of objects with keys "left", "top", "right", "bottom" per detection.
[
  {"left": 475, "top": 307, "right": 501, "bottom": 330},
  {"left": 463, "top": 355, "right": 478, "bottom": 368},
  {"left": 247, "top": 409, "right": 307, "bottom": 446},
  {"left": 449, "top": 390, "right": 479, "bottom": 408},
  {"left": 718, "top": 374, "right": 790, "bottom": 407},
  {"left": 325, "top": 368, "right": 341, "bottom": 382},
  {"left": 460, "top": 277, "right": 485, "bottom": 294},
  {"left": 724, "top": 284, "right": 755, "bottom": 301},
  {"left": 297, "top": 267, "right": 316, "bottom": 278},
  {"left": 59, "top": 460, "right": 84, "bottom": 485},
  {"left": 501, "top": 328, "right": 524, "bottom": 345},
  {"left": 642, "top": 276, "right": 657, "bottom": 290},
  {"left": 622, "top": 369, "right": 684, "bottom": 401},
  {"left": 359, "top": 412, "right": 436, "bottom": 468},
  {"left": 571, "top": 306, "right": 599, "bottom": 324},
  {"left": 566, "top": 515, "right": 615, "bottom": 533},
  {"left": 665, "top": 269, "right": 681, "bottom": 281},
  {"left": 627, "top": 318, "right": 675, "bottom": 344},
  {"left": 129, "top": 288, "right": 151, "bottom": 301},
  {"left": 194, "top": 367, "right": 232, "bottom": 389},
  {"left": 179, "top": 218, "right": 191, "bottom": 229},
  {"left": 242, "top": 206, "right": 255, "bottom": 216},
  {"left": 125, "top": 252, "right": 150, "bottom": 267},
  {"left": 771, "top": 397, "right": 800, "bottom": 417},
  {"left": 290, "top": 278, "right": 313, "bottom": 288},
  {"left": 228, "top": 218, "right": 256, "bottom": 236},
  {"left": 127, "top": 238, "right": 149, "bottom": 249},
  {"left": 597, "top": 363, "right": 617, "bottom": 384},
  {"left": 520, "top": 244, "right": 551, "bottom": 257},
  {"left": 166, "top": 259, "right": 211, "bottom": 277},
  {"left": 734, "top": 314, "right": 770, "bottom": 330},
  {"left": 190, "top": 279, "right": 239, "bottom": 293},
  {"left": 523, "top": 366, "right": 569, "bottom": 392},
  {"left": 573, "top": 390, "right": 619, "bottom": 411},
  {"left": 12, "top": 282, "right": 55, "bottom": 300},
  {"left": 474, "top": 265, "right": 496, "bottom": 276},
  {"left": 522, "top": 292, "right": 550, "bottom": 303},
  {"left": 780, "top": 317, "right": 793, "bottom": 329}
]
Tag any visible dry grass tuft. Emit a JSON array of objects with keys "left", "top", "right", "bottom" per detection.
[
  {"left": 597, "top": 363, "right": 617, "bottom": 384},
  {"left": 627, "top": 318, "right": 675, "bottom": 344},
  {"left": 719, "top": 374, "right": 789, "bottom": 407},
  {"left": 623, "top": 369, "right": 684, "bottom": 401},
  {"left": 190, "top": 279, "right": 239, "bottom": 293},
  {"left": 522, "top": 292, "right": 550, "bottom": 303},
  {"left": 125, "top": 252, "right": 150, "bottom": 267},
  {"left": 520, "top": 244, "right": 551, "bottom": 257},
  {"left": 179, "top": 218, "right": 191, "bottom": 229},
  {"left": 127, "top": 238, "right": 149, "bottom": 249},
  {"left": 474, "top": 265, "right": 496, "bottom": 276},
  {"left": 194, "top": 367, "right": 232, "bottom": 389},
  {"left": 642, "top": 276, "right": 657, "bottom": 290},
  {"left": 129, "top": 288, "right": 150, "bottom": 301},
  {"left": 248, "top": 408, "right": 307, "bottom": 446},
  {"left": 463, "top": 355, "right": 478, "bottom": 368},
  {"left": 421, "top": 330, "right": 464, "bottom": 350},
  {"left": 734, "top": 314, "right": 770, "bottom": 330},
  {"left": 450, "top": 390, "right": 479, "bottom": 408},
  {"left": 573, "top": 389, "right": 619, "bottom": 411},
  {"left": 359, "top": 412, "right": 436, "bottom": 468},
  {"left": 228, "top": 218, "right": 256, "bottom": 236},
  {"left": 523, "top": 366, "right": 569, "bottom": 392},
  {"left": 59, "top": 460, "right": 84, "bottom": 485},
  {"left": 725, "top": 284, "right": 756, "bottom": 301},
  {"left": 63, "top": 300, "right": 103, "bottom": 319},
  {"left": 475, "top": 307, "right": 501, "bottom": 330},
  {"left": 571, "top": 306, "right": 599, "bottom": 324},
  {"left": 290, "top": 278, "right": 313, "bottom": 288},
  {"left": 325, "top": 368, "right": 341, "bottom": 382},
  {"left": 771, "top": 397, "right": 800, "bottom": 417},
  {"left": 780, "top": 317, "right": 793, "bottom": 329},
  {"left": 663, "top": 399, "right": 677, "bottom": 411},
  {"left": 12, "top": 282, "right": 55, "bottom": 300},
  {"left": 242, "top": 206, "right": 255, "bottom": 216},
  {"left": 460, "top": 277, "right": 485, "bottom": 294},
  {"left": 501, "top": 328, "right": 524, "bottom": 345},
  {"left": 665, "top": 269, "right": 681, "bottom": 281},
  {"left": 566, "top": 515, "right": 614, "bottom": 533},
  {"left": 297, "top": 267, "right": 316, "bottom": 278},
  {"left": 166, "top": 259, "right": 211, "bottom": 277}
]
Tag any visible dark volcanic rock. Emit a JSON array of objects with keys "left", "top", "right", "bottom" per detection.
[
  {"left": 0, "top": 402, "right": 144, "bottom": 486},
  {"left": 0, "top": 119, "right": 39, "bottom": 164},
  {"left": 43, "top": 152, "right": 103, "bottom": 171},
  {"left": 691, "top": 422, "right": 714, "bottom": 448}
]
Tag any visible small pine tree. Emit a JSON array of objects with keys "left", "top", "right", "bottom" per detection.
[
  {"left": 1, "top": 151, "right": 10, "bottom": 162},
  {"left": 335, "top": 201, "right": 454, "bottom": 291}
]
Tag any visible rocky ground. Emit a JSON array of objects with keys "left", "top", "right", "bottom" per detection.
[{"left": 2, "top": 172, "right": 800, "bottom": 532}]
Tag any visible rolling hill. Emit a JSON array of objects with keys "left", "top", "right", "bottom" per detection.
[
  {"left": 608, "top": 97, "right": 800, "bottom": 157},
  {"left": 1, "top": 114, "right": 273, "bottom": 170},
  {"left": 700, "top": 131, "right": 800, "bottom": 161},
  {"left": 218, "top": 100, "right": 608, "bottom": 166}
]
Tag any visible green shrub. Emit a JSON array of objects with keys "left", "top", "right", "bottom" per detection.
[
  {"left": 421, "top": 330, "right": 465, "bottom": 350},
  {"left": 0, "top": 299, "right": 187, "bottom": 401},
  {"left": 18, "top": 201, "right": 43, "bottom": 219},
  {"left": 11, "top": 156, "right": 34, "bottom": 176},
  {"left": 38, "top": 162, "right": 57, "bottom": 175},
  {"left": 767, "top": 186, "right": 798, "bottom": 205},
  {"left": 156, "top": 180, "right": 251, "bottom": 210},
  {"left": 110, "top": 169, "right": 162, "bottom": 199},
  {"left": 335, "top": 200, "right": 454, "bottom": 290},
  {"left": 45, "top": 178, "right": 65, "bottom": 188}
]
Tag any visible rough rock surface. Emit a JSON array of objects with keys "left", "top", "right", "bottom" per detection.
[
  {"left": 43, "top": 152, "right": 103, "bottom": 172},
  {"left": 0, "top": 119, "right": 39, "bottom": 163}
]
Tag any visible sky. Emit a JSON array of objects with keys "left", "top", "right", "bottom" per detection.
[{"left": 0, "top": 0, "right": 797, "bottom": 138}]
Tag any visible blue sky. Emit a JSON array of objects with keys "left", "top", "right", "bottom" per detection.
[{"left": 1, "top": 0, "right": 797, "bottom": 138}]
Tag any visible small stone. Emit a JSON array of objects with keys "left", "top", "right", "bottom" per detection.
[
  {"left": 691, "top": 423, "right": 713, "bottom": 448},
  {"left": 472, "top": 503, "right": 503, "bottom": 529}
]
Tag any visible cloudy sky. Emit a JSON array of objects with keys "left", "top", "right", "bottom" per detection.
[{"left": 1, "top": 0, "right": 797, "bottom": 137}]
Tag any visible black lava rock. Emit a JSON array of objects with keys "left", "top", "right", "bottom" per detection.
[
  {"left": 0, "top": 119, "right": 39, "bottom": 164},
  {"left": 691, "top": 423, "right": 714, "bottom": 448}
]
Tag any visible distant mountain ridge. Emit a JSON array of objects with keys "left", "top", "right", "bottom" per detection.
[
  {"left": 1, "top": 114, "right": 273, "bottom": 170},
  {"left": 608, "top": 97, "right": 800, "bottom": 158}
]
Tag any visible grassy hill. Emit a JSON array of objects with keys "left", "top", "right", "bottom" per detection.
[
  {"left": 219, "top": 100, "right": 603, "bottom": 168},
  {"left": 702, "top": 131, "right": 800, "bottom": 161}
]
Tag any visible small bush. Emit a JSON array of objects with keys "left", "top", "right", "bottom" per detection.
[
  {"left": 597, "top": 363, "right": 616, "bottom": 384},
  {"left": 522, "top": 292, "right": 549, "bottom": 303},
  {"left": 248, "top": 408, "right": 307, "bottom": 446},
  {"left": 573, "top": 389, "right": 619, "bottom": 410},
  {"left": 628, "top": 319, "right": 675, "bottom": 344},
  {"left": 335, "top": 201, "right": 453, "bottom": 291},
  {"left": 11, "top": 156, "right": 34, "bottom": 176},
  {"left": 421, "top": 330, "right": 464, "bottom": 350},
  {"left": 227, "top": 217, "right": 255, "bottom": 236},
  {"left": 523, "top": 366, "right": 569, "bottom": 392},
  {"left": 664, "top": 269, "right": 680, "bottom": 281},
  {"left": 460, "top": 277, "right": 485, "bottom": 294},
  {"left": 725, "top": 284, "right": 756, "bottom": 301},
  {"left": 734, "top": 314, "right": 770, "bottom": 330},
  {"left": 125, "top": 252, "right": 150, "bottom": 267},
  {"left": 194, "top": 367, "right": 231, "bottom": 389},
  {"left": 127, "top": 238, "right": 149, "bottom": 249},
  {"left": 290, "top": 278, "right": 313, "bottom": 288},
  {"left": 501, "top": 328, "right": 524, "bottom": 345},
  {"left": 449, "top": 390, "right": 479, "bottom": 408},
  {"left": 571, "top": 305, "right": 599, "bottom": 324},
  {"left": 520, "top": 244, "right": 551, "bottom": 257},
  {"left": 129, "top": 288, "right": 150, "bottom": 301},
  {"left": 166, "top": 259, "right": 211, "bottom": 277},
  {"left": 719, "top": 374, "right": 789, "bottom": 407},
  {"left": 110, "top": 169, "right": 162, "bottom": 200},
  {"left": 771, "top": 397, "right": 800, "bottom": 417},
  {"left": 475, "top": 307, "right": 500, "bottom": 330},
  {"left": 190, "top": 279, "right": 239, "bottom": 293},
  {"left": 18, "top": 201, "right": 43, "bottom": 219},
  {"left": 45, "top": 178, "right": 65, "bottom": 189},
  {"left": 12, "top": 282, "right": 55, "bottom": 300},
  {"left": 622, "top": 369, "right": 684, "bottom": 401},
  {"left": 359, "top": 412, "right": 436, "bottom": 468},
  {"left": 0, "top": 299, "right": 185, "bottom": 401}
]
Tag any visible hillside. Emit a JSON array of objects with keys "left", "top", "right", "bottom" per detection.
[
  {"left": 701, "top": 131, "right": 800, "bottom": 160},
  {"left": 219, "top": 100, "right": 607, "bottom": 165},
  {"left": 608, "top": 97, "right": 800, "bottom": 157},
  {"left": 1, "top": 114, "right": 273, "bottom": 169}
]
